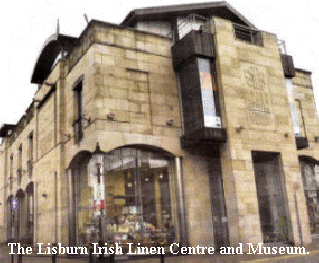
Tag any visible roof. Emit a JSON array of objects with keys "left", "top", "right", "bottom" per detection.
[
  {"left": 0, "top": 124, "right": 16, "bottom": 137},
  {"left": 121, "top": 1, "right": 256, "bottom": 29},
  {"left": 31, "top": 33, "right": 77, "bottom": 84},
  {"left": 295, "top": 68, "right": 312, "bottom": 75},
  {"left": 31, "top": 2, "right": 256, "bottom": 85}
]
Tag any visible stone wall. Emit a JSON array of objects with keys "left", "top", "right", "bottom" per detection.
[{"left": 213, "top": 17, "right": 312, "bottom": 247}]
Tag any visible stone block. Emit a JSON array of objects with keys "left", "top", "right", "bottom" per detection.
[
  {"left": 129, "top": 124, "right": 153, "bottom": 135},
  {"left": 109, "top": 87, "right": 128, "bottom": 100},
  {"left": 113, "top": 109, "right": 130, "bottom": 122},
  {"left": 128, "top": 90, "right": 149, "bottom": 103},
  {"left": 101, "top": 55, "right": 115, "bottom": 66}
]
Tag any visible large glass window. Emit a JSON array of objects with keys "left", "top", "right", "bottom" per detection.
[
  {"left": 198, "top": 58, "right": 221, "bottom": 128},
  {"left": 285, "top": 79, "right": 301, "bottom": 136},
  {"left": 178, "top": 58, "right": 222, "bottom": 135},
  {"left": 73, "top": 147, "right": 179, "bottom": 251}
]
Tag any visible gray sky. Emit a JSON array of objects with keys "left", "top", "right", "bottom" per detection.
[{"left": 0, "top": 0, "right": 318, "bottom": 128}]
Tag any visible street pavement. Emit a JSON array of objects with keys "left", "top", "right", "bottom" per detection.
[{"left": 1, "top": 241, "right": 318, "bottom": 262}]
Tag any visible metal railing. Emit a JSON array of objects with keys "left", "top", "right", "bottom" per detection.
[
  {"left": 278, "top": 39, "right": 287, "bottom": 54},
  {"left": 167, "top": 14, "right": 211, "bottom": 42}
]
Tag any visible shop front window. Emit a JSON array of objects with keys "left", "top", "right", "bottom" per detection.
[{"left": 72, "top": 147, "right": 179, "bottom": 252}]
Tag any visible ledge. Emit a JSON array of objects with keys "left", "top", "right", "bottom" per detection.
[
  {"left": 295, "top": 136, "right": 308, "bottom": 150},
  {"left": 181, "top": 127, "right": 227, "bottom": 148}
]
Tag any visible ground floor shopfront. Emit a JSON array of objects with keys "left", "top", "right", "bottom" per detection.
[{"left": 4, "top": 144, "right": 316, "bottom": 252}]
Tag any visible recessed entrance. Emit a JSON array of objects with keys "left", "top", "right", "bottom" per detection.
[{"left": 252, "top": 152, "right": 288, "bottom": 243}]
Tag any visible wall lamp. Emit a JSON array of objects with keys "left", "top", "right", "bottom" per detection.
[
  {"left": 166, "top": 119, "right": 174, "bottom": 126},
  {"left": 107, "top": 111, "right": 115, "bottom": 120},
  {"left": 82, "top": 115, "right": 91, "bottom": 124}
]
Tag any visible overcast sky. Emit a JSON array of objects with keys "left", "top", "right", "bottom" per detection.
[{"left": 0, "top": 0, "right": 318, "bottom": 128}]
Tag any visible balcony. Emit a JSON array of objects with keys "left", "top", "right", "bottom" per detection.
[
  {"left": 171, "top": 15, "right": 226, "bottom": 149},
  {"left": 281, "top": 54, "right": 295, "bottom": 78},
  {"left": 171, "top": 14, "right": 214, "bottom": 70},
  {"left": 172, "top": 30, "right": 214, "bottom": 69},
  {"left": 278, "top": 40, "right": 296, "bottom": 78}
]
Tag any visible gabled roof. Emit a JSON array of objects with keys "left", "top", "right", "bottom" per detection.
[
  {"left": 31, "top": 33, "right": 77, "bottom": 84},
  {"left": 121, "top": 1, "right": 256, "bottom": 29}
]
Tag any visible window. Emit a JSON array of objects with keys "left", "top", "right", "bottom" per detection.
[
  {"left": 179, "top": 58, "right": 222, "bottom": 134},
  {"left": 17, "top": 145, "right": 22, "bottom": 186},
  {"left": 300, "top": 160, "right": 318, "bottom": 234},
  {"left": 26, "top": 183, "right": 34, "bottom": 245},
  {"left": 73, "top": 80, "right": 83, "bottom": 143},
  {"left": 9, "top": 154, "right": 13, "bottom": 190},
  {"left": 53, "top": 84, "right": 58, "bottom": 145},
  {"left": 27, "top": 133, "right": 33, "bottom": 178},
  {"left": 233, "top": 23, "right": 263, "bottom": 45},
  {"left": 285, "top": 79, "right": 302, "bottom": 136},
  {"left": 7, "top": 196, "right": 14, "bottom": 241}
]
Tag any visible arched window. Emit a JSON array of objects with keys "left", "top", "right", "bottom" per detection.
[{"left": 71, "top": 146, "right": 180, "bottom": 251}]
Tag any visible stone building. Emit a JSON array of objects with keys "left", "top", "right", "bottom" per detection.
[{"left": 0, "top": 1, "right": 318, "bottom": 252}]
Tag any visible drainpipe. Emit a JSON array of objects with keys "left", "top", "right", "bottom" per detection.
[{"left": 296, "top": 99, "right": 307, "bottom": 138}]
